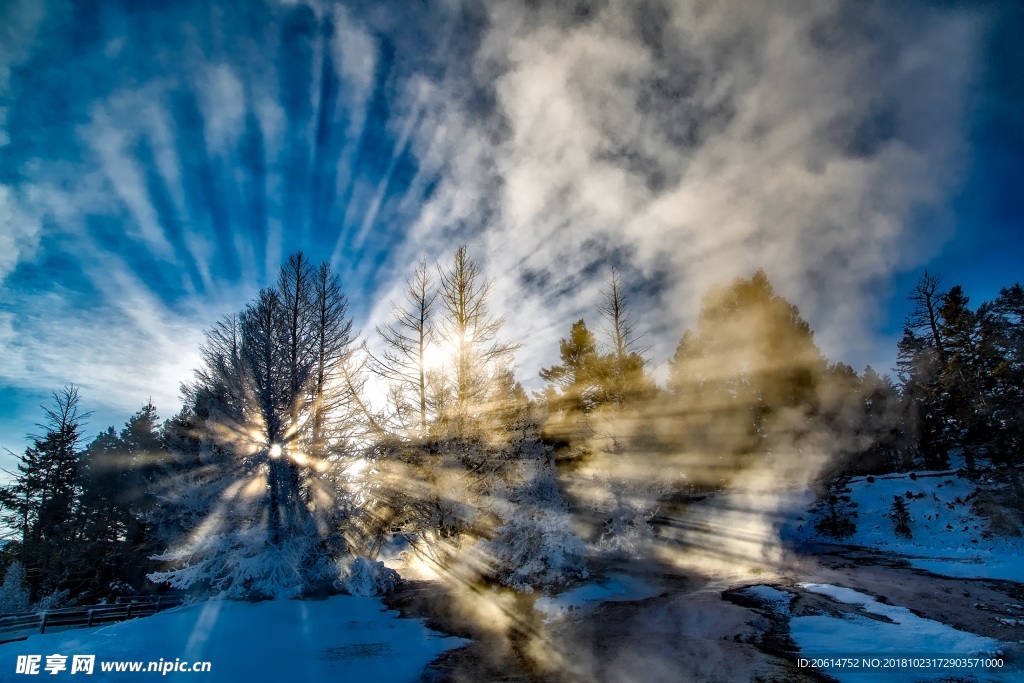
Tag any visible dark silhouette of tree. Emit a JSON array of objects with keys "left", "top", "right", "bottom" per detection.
[
  {"left": 810, "top": 476, "right": 858, "bottom": 540},
  {"left": 897, "top": 272, "right": 951, "bottom": 470},
  {"left": 889, "top": 496, "right": 913, "bottom": 539},
  {"left": 152, "top": 254, "right": 359, "bottom": 597},
  {"left": 0, "top": 386, "right": 89, "bottom": 600},
  {"left": 987, "top": 284, "right": 1024, "bottom": 502},
  {"left": 75, "top": 401, "right": 165, "bottom": 599}
]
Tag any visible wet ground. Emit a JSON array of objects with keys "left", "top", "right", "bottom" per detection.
[{"left": 384, "top": 546, "right": 1024, "bottom": 683}]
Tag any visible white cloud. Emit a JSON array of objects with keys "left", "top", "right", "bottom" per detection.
[
  {"left": 0, "top": 186, "right": 42, "bottom": 284},
  {"left": 0, "top": 0, "right": 51, "bottom": 283},
  {"left": 198, "top": 64, "right": 247, "bottom": 155},
  {"left": 0, "top": 245, "right": 256, "bottom": 429}
]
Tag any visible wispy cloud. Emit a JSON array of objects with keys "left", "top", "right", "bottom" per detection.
[
  {"left": 0, "top": 0, "right": 51, "bottom": 283},
  {"left": 0, "top": 0, "right": 397, "bottom": 438}
]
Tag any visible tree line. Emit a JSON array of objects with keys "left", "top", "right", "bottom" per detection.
[{"left": 1, "top": 251, "right": 1021, "bottom": 605}]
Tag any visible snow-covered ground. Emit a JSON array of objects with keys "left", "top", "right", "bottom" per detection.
[
  {"left": 741, "top": 583, "right": 1011, "bottom": 683},
  {"left": 0, "top": 596, "right": 466, "bottom": 681},
  {"left": 779, "top": 470, "right": 1024, "bottom": 582}
]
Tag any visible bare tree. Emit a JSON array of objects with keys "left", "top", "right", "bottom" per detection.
[
  {"left": 155, "top": 254, "right": 365, "bottom": 595},
  {"left": 240, "top": 288, "right": 290, "bottom": 543},
  {"left": 435, "top": 246, "right": 519, "bottom": 429},
  {"left": 904, "top": 271, "right": 948, "bottom": 365},
  {"left": 598, "top": 268, "right": 646, "bottom": 367},
  {"left": 309, "top": 262, "right": 356, "bottom": 457},
  {"left": 370, "top": 260, "right": 437, "bottom": 439},
  {"left": 597, "top": 268, "right": 651, "bottom": 405}
]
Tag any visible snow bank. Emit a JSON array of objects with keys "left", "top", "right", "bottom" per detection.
[
  {"left": 0, "top": 596, "right": 466, "bottom": 681},
  {"left": 343, "top": 557, "right": 399, "bottom": 597},
  {"left": 791, "top": 583, "right": 1004, "bottom": 683},
  {"left": 739, "top": 585, "right": 794, "bottom": 614},
  {"left": 533, "top": 573, "right": 660, "bottom": 622}
]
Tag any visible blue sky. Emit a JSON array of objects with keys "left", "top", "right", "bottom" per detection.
[{"left": 1, "top": 0, "right": 1021, "bottom": 468}]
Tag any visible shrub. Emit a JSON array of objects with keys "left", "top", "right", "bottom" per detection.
[{"left": 343, "top": 557, "right": 400, "bottom": 597}]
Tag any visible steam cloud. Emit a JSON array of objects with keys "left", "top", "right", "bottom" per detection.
[{"left": 379, "top": 0, "right": 982, "bottom": 383}]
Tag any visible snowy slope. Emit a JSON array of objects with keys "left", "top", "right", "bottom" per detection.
[
  {"left": 781, "top": 471, "right": 1024, "bottom": 581},
  {"left": 0, "top": 596, "right": 466, "bottom": 681}
]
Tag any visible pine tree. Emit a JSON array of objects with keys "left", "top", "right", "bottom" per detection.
[
  {"left": 118, "top": 402, "right": 165, "bottom": 588},
  {"left": 0, "top": 561, "right": 30, "bottom": 614},
  {"left": 810, "top": 475, "right": 858, "bottom": 540},
  {"left": 897, "top": 272, "right": 951, "bottom": 470},
  {"left": 76, "top": 426, "right": 130, "bottom": 598},
  {"left": 540, "top": 320, "right": 613, "bottom": 413},
  {"left": 539, "top": 319, "right": 611, "bottom": 445},
  {"left": 0, "top": 387, "right": 89, "bottom": 599},
  {"left": 988, "top": 284, "right": 1024, "bottom": 503},
  {"left": 859, "top": 367, "right": 906, "bottom": 473},
  {"left": 667, "top": 270, "right": 827, "bottom": 478},
  {"left": 888, "top": 496, "right": 913, "bottom": 539}
]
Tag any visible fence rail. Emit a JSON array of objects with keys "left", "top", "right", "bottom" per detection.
[{"left": 0, "top": 595, "right": 187, "bottom": 644}]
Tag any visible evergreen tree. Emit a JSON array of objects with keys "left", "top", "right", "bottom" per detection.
[
  {"left": 76, "top": 426, "right": 130, "bottom": 598},
  {"left": 897, "top": 272, "right": 952, "bottom": 470},
  {"left": 810, "top": 475, "right": 858, "bottom": 540},
  {"left": 988, "top": 283, "right": 1024, "bottom": 502},
  {"left": 0, "top": 387, "right": 88, "bottom": 600},
  {"left": 888, "top": 496, "right": 913, "bottom": 539},
  {"left": 539, "top": 319, "right": 612, "bottom": 446},
  {"left": 118, "top": 402, "right": 165, "bottom": 588},
  {"left": 0, "top": 561, "right": 30, "bottom": 614},
  {"left": 817, "top": 364, "right": 906, "bottom": 476},
  {"left": 858, "top": 367, "right": 906, "bottom": 473},
  {"left": 667, "top": 270, "right": 828, "bottom": 480}
]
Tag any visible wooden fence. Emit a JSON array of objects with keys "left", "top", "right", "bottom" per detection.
[{"left": 0, "top": 595, "right": 187, "bottom": 644}]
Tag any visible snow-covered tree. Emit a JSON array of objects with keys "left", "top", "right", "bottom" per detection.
[
  {"left": 0, "top": 562, "right": 30, "bottom": 614},
  {"left": 148, "top": 254, "right": 360, "bottom": 598},
  {"left": 343, "top": 557, "right": 399, "bottom": 597},
  {"left": 480, "top": 435, "right": 588, "bottom": 592}
]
